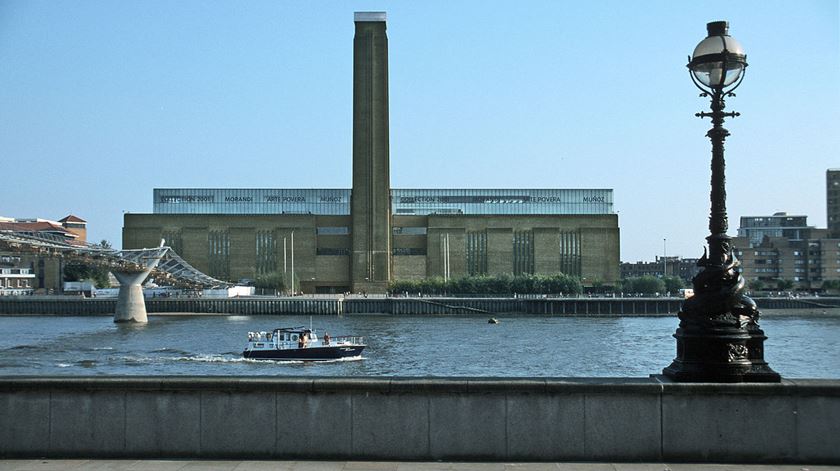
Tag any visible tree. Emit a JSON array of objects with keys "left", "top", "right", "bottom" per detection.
[
  {"left": 622, "top": 276, "right": 665, "bottom": 295},
  {"left": 775, "top": 279, "right": 794, "bottom": 291},
  {"left": 255, "top": 272, "right": 285, "bottom": 293},
  {"left": 387, "top": 273, "right": 583, "bottom": 296},
  {"left": 749, "top": 279, "right": 766, "bottom": 292},
  {"left": 663, "top": 276, "right": 685, "bottom": 293},
  {"left": 63, "top": 261, "right": 111, "bottom": 288},
  {"left": 98, "top": 239, "right": 112, "bottom": 249},
  {"left": 821, "top": 280, "right": 840, "bottom": 292}
]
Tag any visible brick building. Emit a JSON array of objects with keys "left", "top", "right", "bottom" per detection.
[{"left": 123, "top": 13, "right": 620, "bottom": 293}]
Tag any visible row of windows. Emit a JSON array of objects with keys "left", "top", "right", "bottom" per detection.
[
  {"left": 393, "top": 227, "right": 427, "bottom": 235},
  {"left": 393, "top": 248, "right": 427, "bottom": 256},
  {"left": 317, "top": 248, "right": 350, "bottom": 256},
  {"left": 0, "top": 279, "right": 32, "bottom": 288},
  {"left": 316, "top": 227, "right": 350, "bottom": 235}
]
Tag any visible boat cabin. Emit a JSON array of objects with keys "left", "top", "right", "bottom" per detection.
[{"left": 247, "top": 327, "right": 319, "bottom": 350}]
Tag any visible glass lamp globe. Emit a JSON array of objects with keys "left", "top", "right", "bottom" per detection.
[{"left": 689, "top": 21, "right": 747, "bottom": 90}]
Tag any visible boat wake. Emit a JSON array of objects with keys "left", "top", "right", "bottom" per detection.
[
  {"left": 4, "top": 345, "right": 47, "bottom": 352},
  {"left": 175, "top": 354, "right": 365, "bottom": 364},
  {"left": 173, "top": 354, "right": 259, "bottom": 364},
  {"left": 112, "top": 354, "right": 365, "bottom": 365},
  {"left": 152, "top": 347, "right": 191, "bottom": 355}
]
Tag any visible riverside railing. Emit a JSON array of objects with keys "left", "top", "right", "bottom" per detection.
[{"left": 0, "top": 296, "right": 838, "bottom": 316}]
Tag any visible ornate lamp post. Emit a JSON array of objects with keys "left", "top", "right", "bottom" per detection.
[{"left": 662, "top": 21, "right": 780, "bottom": 382}]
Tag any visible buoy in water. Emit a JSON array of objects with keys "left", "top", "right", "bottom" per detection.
[{"left": 488, "top": 318, "right": 499, "bottom": 324}]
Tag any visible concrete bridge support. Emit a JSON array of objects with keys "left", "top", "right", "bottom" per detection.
[{"left": 112, "top": 269, "right": 155, "bottom": 323}]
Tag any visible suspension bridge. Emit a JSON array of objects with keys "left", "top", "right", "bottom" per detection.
[{"left": 0, "top": 229, "right": 230, "bottom": 323}]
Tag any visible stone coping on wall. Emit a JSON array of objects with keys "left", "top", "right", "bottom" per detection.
[{"left": 1, "top": 376, "right": 838, "bottom": 396}]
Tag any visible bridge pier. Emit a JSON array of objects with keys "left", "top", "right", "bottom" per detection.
[{"left": 113, "top": 269, "right": 154, "bottom": 323}]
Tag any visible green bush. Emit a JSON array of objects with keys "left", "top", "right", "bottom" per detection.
[
  {"left": 822, "top": 280, "right": 840, "bottom": 291},
  {"left": 255, "top": 271, "right": 285, "bottom": 291},
  {"left": 749, "top": 279, "right": 766, "bottom": 291},
  {"left": 621, "top": 276, "right": 666, "bottom": 295},
  {"left": 388, "top": 273, "right": 583, "bottom": 296},
  {"left": 663, "top": 276, "right": 685, "bottom": 293},
  {"left": 63, "top": 261, "right": 111, "bottom": 288},
  {"left": 775, "top": 279, "right": 794, "bottom": 291}
]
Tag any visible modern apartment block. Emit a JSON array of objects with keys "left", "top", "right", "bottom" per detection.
[
  {"left": 828, "top": 169, "right": 840, "bottom": 238},
  {"left": 737, "top": 212, "right": 812, "bottom": 246},
  {"left": 734, "top": 213, "right": 840, "bottom": 290},
  {"left": 122, "top": 12, "right": 620, "bottom": 293}
]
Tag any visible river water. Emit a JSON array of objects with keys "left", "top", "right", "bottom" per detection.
[{"left": 0, "top": 314, "right": 838, "bottom": 378}]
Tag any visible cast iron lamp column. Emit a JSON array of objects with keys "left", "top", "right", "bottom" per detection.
[{"left": 662, "top": 21, "right": 780, "bottom": 382}]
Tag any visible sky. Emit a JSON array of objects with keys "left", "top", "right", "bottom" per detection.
[{"left": 1, "top": 0, "right": 838, "bottom": 262}]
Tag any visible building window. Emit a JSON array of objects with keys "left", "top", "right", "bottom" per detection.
[
  {"left": 560, "top": 231, "right": 582, "bottom": 276},
  {"left": 161, "top": 230, "right": 183, "bottom": 256},
  {"left": 393, "top": 227, "right": 427, "bottom": 235},
  {"left": 208, "top": 230, "right": 230, "bottom": 280},
  {"left": 466, "top": 231, "right": 487, "bottom": 276},
  {"left": 316, "top": 227, "right": 350, "bottom": 235},
  {"left": 392, "top": 248, "right": 426, "bottom": 256},
  {"left": 513, "top": 231, "right": 534, "bottom": 276},
  {"left": 317, "top": 248, "right": 350, "bottom": 256},
  {"left": 255, "top": 230, "right": 277, "bottom": 275}
]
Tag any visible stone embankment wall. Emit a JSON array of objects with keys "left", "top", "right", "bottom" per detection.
[
  {"left": 0, "top": 377, "right": 837, "bottom": 463},
  {"left": 1, "top": 296, "right": 838, "bottom": 316}
]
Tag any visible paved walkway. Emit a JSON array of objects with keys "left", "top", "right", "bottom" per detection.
[{"left": 0, "top": 461, "right": 837, "bottom": 471}]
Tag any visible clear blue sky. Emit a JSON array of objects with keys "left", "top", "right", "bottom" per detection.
[{"left": 1, "top": 1, "right": 837, "bottom": 262}]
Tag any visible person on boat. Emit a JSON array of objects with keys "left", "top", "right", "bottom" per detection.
[
  {"left": 323, "top": 332, "right": 330, "bottom": 346},
  {"left": 298, "top": 334, "right": 304, "bottom": 348}
]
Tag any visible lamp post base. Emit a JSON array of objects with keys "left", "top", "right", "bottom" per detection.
[{"left": 663, "top": 313, "right": 780, "bottom": 382}]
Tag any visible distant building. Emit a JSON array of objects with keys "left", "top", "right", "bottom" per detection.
[
  {"left": 737, "top": 212, "right": 813, "bottom": 246},
  {"left": 620, "top": 256, "right": 701, "bottom": 283},
  {"left": 122, "top": 13, "right": 621, "bottom": 293},
  {"left": 733, "top": 213, "right": 840, "bottom": 290},
  {"left": 0, "top": 215, "right": 88, "bottom": 293},
  {"left": 0, "top": 255, "right": 36, "bottom": 296},
  {"left": 828, "top": 169, "right": 840, "bottom": 238},
  {"left": 58, "top": 215, "right": 87, "bottom": 242}
]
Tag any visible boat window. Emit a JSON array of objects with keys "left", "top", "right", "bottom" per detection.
[{"left": 291, "top": 334, "right": 298, "bottom": 341}]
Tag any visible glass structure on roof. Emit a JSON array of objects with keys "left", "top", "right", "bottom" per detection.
[
  {"left": 153, "top": 189, "right": 351, "bottom": 215},
  {"left": 153, "top": 188, "right": 613, "bottom": 216},
  {"left": 391, "top": 189, "right": 612, "bottom": 215}
]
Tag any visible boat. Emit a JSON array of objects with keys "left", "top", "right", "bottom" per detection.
[{"left": 242, "top": 326, "right": 365, "bottom": 361}]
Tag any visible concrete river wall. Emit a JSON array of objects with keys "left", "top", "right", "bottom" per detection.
[
  {"left": 0, "top": 377, "right": 837, "bottom": 463},
  {"left": 2, "top": 296, "right": 838, "bottom": 316}
]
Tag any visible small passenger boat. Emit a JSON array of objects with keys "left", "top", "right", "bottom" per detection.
[{"left": 242, "top": 327, "right": 365, "bottom": 361}]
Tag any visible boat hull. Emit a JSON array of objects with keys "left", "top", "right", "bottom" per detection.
[{"left": 243, "top": 345, "right": 365, "bottom": 361}]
